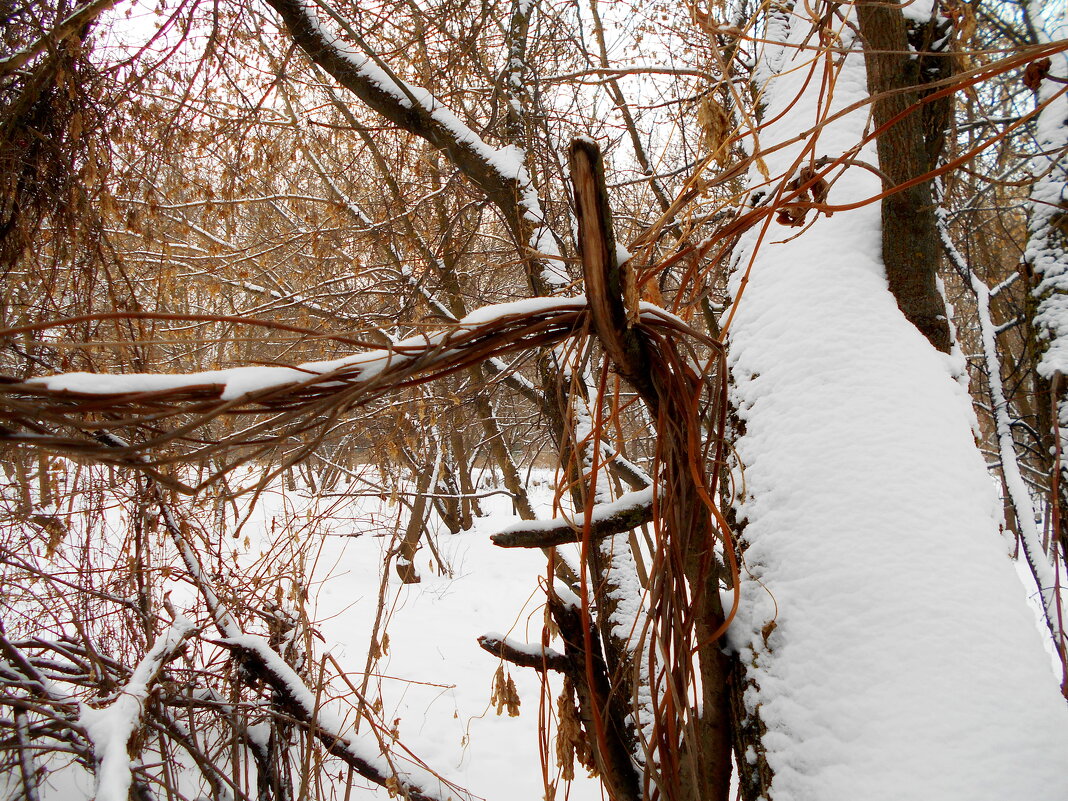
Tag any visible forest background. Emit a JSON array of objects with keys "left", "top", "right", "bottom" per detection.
[{"left": 0, "top": 0, "right": 1067, "bottom": 799}]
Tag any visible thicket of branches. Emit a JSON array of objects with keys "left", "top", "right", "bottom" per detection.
[{"left": 0, "top": 0, "right": 1065, "bottom": 799}]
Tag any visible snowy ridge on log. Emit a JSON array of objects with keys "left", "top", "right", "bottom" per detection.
[
  {"left": 492, "top": 486, "right": 654, "bottom": 547},
  {"left": 725, "top": 3, "right": 1068, "bottom": 798},
  {"left": 80, "top": 619, "right": 197, "bottom": 801}
]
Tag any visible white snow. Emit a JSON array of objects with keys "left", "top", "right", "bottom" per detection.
[
  {"left": 898, "top": 0, "right": 936, "bottom": 23},
  {"left": 29, "top": 470, "right": 605, "bottom": 801},
  {"left": 724, "top": 5, "right": 1068, "bottom": 799},
  {"left": 300, "top": 479, "right": 602, "bottom": 801}
]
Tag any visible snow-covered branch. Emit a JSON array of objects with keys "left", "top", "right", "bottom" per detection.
[
  {"left": 491, "top": 486, "right": 654, "bottom": 548},
  {"left": 0, "top": 298, "right": 591, "bottom": 476},
  {"left": 263, "top": 0, "right": 567, "bottom": 291},
  {"left": 80, "top": 619, "right": 197, "bottom": 801},
  {"left": 153, "top": 484, "right": 466, "bottom": 801},
  {"left": 476, "top": 633, "right": 568, "bottom": 671},
  {"left": 938, "top": 191, "right": 1068, "bottom": 665}
]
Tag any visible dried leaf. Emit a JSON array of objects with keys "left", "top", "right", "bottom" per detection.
[
  {"left": 554, "top": 677, "right": 595, "bottom": 779},
  {"left": 698, "top": 97, "right": 732, "bottom": 166},
  {"left": 776, "top": 204, "right": 807, "bottom": 227},
  {"left": 761, "top": 619, "right": 778, "bottom": 646},
  {"left": 943, "top": 0, "right": 975, "bottom": 43},
  {"left": 777, "top": 165, "right": 828, "bottom": 226},
  {"left": 33, "top": 515, "right": 68, "bottom": 559},
  {"left": 490, "top": 664, "right": 521, "bottom": 717},
  {"left": 798, "top": 166, "right": 829, "bottom": 205},
  {"left": 1024, "top": 58, "right": 1052, "bottom": 92},
  {"left": 754, "top": 154, "right": 771, "bottom": 182}
]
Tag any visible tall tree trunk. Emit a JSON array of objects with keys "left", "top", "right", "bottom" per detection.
[
  {"left": 724, "top": 2, "right": 1068, "bottom": 796},
  {"left": 856, "top": 0, "right": 953, "bottom": 352}
]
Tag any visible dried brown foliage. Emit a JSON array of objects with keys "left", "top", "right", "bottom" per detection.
[{"left": 1024, "top": 57, "right": 1052, "bottom": 91}]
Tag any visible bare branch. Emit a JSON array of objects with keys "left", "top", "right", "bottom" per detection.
[{"left": 476, "top": 634, "right": 568, "bottom": 671}]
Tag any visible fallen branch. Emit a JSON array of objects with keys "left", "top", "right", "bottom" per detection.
[
  {"left": 80, "top": 619, "right": 197, "bottom": 801},
  {"left": 155, "top": 487, "right": 464, "bottom": 801},
  {"left": 476, "top": 634, "right": 568, "bottom": 672},
  {"left": 492, "top": 487, "right": 654, "bottom": 548},
  {"left": 0, "top": 298, "right": 590, "bottom": 489}
]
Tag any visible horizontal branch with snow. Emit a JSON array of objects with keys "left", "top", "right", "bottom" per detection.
[
  {"left": 477, "top": 634, "right": 568, "bottom": 671},
  {"left": 0, "top": 298, "right": 590, "bottom": 482},
  {"left": 491, "top": 487, "right": 655, "bottom": 548},
  {"left": 0, "top": 298, "right": 701, "bottom": 489}
]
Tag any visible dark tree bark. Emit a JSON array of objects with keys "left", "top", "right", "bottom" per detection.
[
  {"left": 856, "top": 0, "right": 954, "bottom": 353},
  {"left": 570, "top": 138, "right": 733, "bottom": 801}
]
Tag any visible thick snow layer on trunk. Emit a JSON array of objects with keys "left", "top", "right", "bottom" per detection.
[
  {"left": 1028, "top": 10, "right": 1068, "bottom": 379},
  {"left": 725, "top": 7, "right": 1068, "bottom": 799}
]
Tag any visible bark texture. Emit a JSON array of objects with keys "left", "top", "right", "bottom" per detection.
[
  {"left": 571, "top": 138, "right": 733, "bottom": 801},
  {"left": 857, "top": 0, "right": 953, "bottom": 353}
]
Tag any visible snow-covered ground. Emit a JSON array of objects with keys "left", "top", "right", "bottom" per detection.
[
  {"left": 284, "top": 476, "right": 601, "bottom": 801},
  {"left": 7, "top": 450, "right": 1067, "bottom": 801},
  {"left": 11, "top": 467, "right": 604, "bottom": 801}
]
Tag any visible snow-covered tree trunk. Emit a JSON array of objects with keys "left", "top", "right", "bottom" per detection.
[
  {"left": 725, "top": 1, "right": 1068, "bottom": 797},
  {"left": 1026, "top": 4, "right": 1068, "bottom": 681}
]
